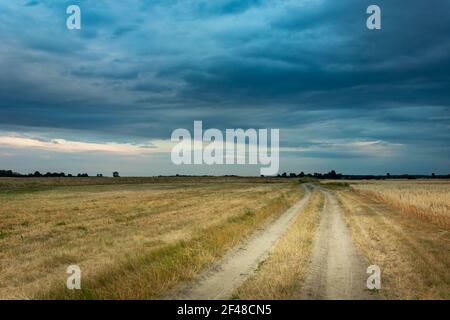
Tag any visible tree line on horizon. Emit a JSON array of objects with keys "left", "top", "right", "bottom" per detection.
[
  {"left": 275, "top": 170, "right": 450, "bottom": 180},
  {"left": 0, "top": 170, "right": 120, "bottom": 178},
  {"left": 1, "top": 169, "right": 449, "bottom": 179}
]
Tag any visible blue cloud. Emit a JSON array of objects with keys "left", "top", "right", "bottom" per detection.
[
  {"left": 25, "top": 1, "right": 40, "bottom": 7},
  {"left": 0, "top": 0, "right": 449, "bottom": 174}
]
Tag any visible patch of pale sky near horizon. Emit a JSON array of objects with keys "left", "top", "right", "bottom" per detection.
[{"left": 1, "top": 130, "right": 447, "bottom": 175}]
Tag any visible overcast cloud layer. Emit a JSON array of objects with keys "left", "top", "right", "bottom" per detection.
[{"left": 0, "top": 0, "right": 449, "bottom": 175}]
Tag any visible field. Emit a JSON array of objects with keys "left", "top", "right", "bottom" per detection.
[
  {"left": 350, "top": 180, "right": 450, "bottom": 229},
  {"left": 0, "top": 177, "right": 449, "bottom": 300},
  {"left": 329, "top": 180, "right": 450, "bottom": 299},
  {"left": 0, "top": 177, "right": 299, "bottom": 299}
]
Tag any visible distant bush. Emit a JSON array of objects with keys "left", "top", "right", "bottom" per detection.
[
  {"left": 320, "top": 181, "right": 350, "bottom": 188},
  {"left": 298, "top": 177, "right": 318, "bottom": 183}
]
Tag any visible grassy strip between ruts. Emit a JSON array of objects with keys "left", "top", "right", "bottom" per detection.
[
  {"left": 233, "top": 190, "right": 324, "bottom": 299},
  {"left": 38, "top": 185, "right": 303, "bottom": 299}
]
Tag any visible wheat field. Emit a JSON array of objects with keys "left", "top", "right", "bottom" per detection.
[
  {"left": 350, "top": 180, "right": 450, "bottom": 229},
  {"left": 0, "top": 177, "right": 299, "bottom": 299},
  {"left": 1, "top": 177, "right": 449, "bottom": 300},
  {"left": 335, "top": 181, "right": 450, "bottom": 299}
]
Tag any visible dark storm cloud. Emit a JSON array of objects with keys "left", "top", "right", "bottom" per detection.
[
  {"left": 25, "top": 1, "right": 40, "bottom": 7},
  {"left": 0, "top": 0, "right": 449, "bottom": 173}
]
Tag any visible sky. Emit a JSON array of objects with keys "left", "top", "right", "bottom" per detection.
[{"left": 0, "top": 0, "right": 449, "bottom": 176}]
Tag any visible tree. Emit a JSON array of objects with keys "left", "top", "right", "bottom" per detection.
[
  {"left": 0, "top": 170, "right": 14, "bottom": 177},
  {"left": 113, "top": 171, "right": 120, "bottom": 177}
]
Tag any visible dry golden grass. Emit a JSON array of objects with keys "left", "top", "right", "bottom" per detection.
[
  {"left": 350, "top": 180, "right": 450, "bottom": 229},
  {"left": 0, "top": 176, "right": 283, "bottom": 191},
  {"left": 334, "top": 188, "right": 450, "bottom": 299},
  {"left": 0, "top": 178, "right": 299, "bottom": 299},
  {"left": 233, "top": 190, "right": 324, "bottom": 299}
]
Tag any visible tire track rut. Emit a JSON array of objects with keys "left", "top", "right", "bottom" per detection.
[
  {"left": 170, "top": 184, "right": 312, "bottom": 300},
  {"left": 300, "top": 188, "right": 377, "bottom": 300}
]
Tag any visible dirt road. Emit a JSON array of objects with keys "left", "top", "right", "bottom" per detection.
[
  {"left": 300, "top": 189, "right": 377, "bottom": 300},
  {"left": 169, "top": 184, "right": 377, "bottom": 300},
  {"left": 170, "top": 184, "right": 312, "bottom": 300}
]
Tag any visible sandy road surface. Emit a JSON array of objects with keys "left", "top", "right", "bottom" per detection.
[
  {"left": 170, "top": 184, "right": 312, "bottom": 300},
  {"left": 300, "top": 189, "right": 377, "bottom": 300}
]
